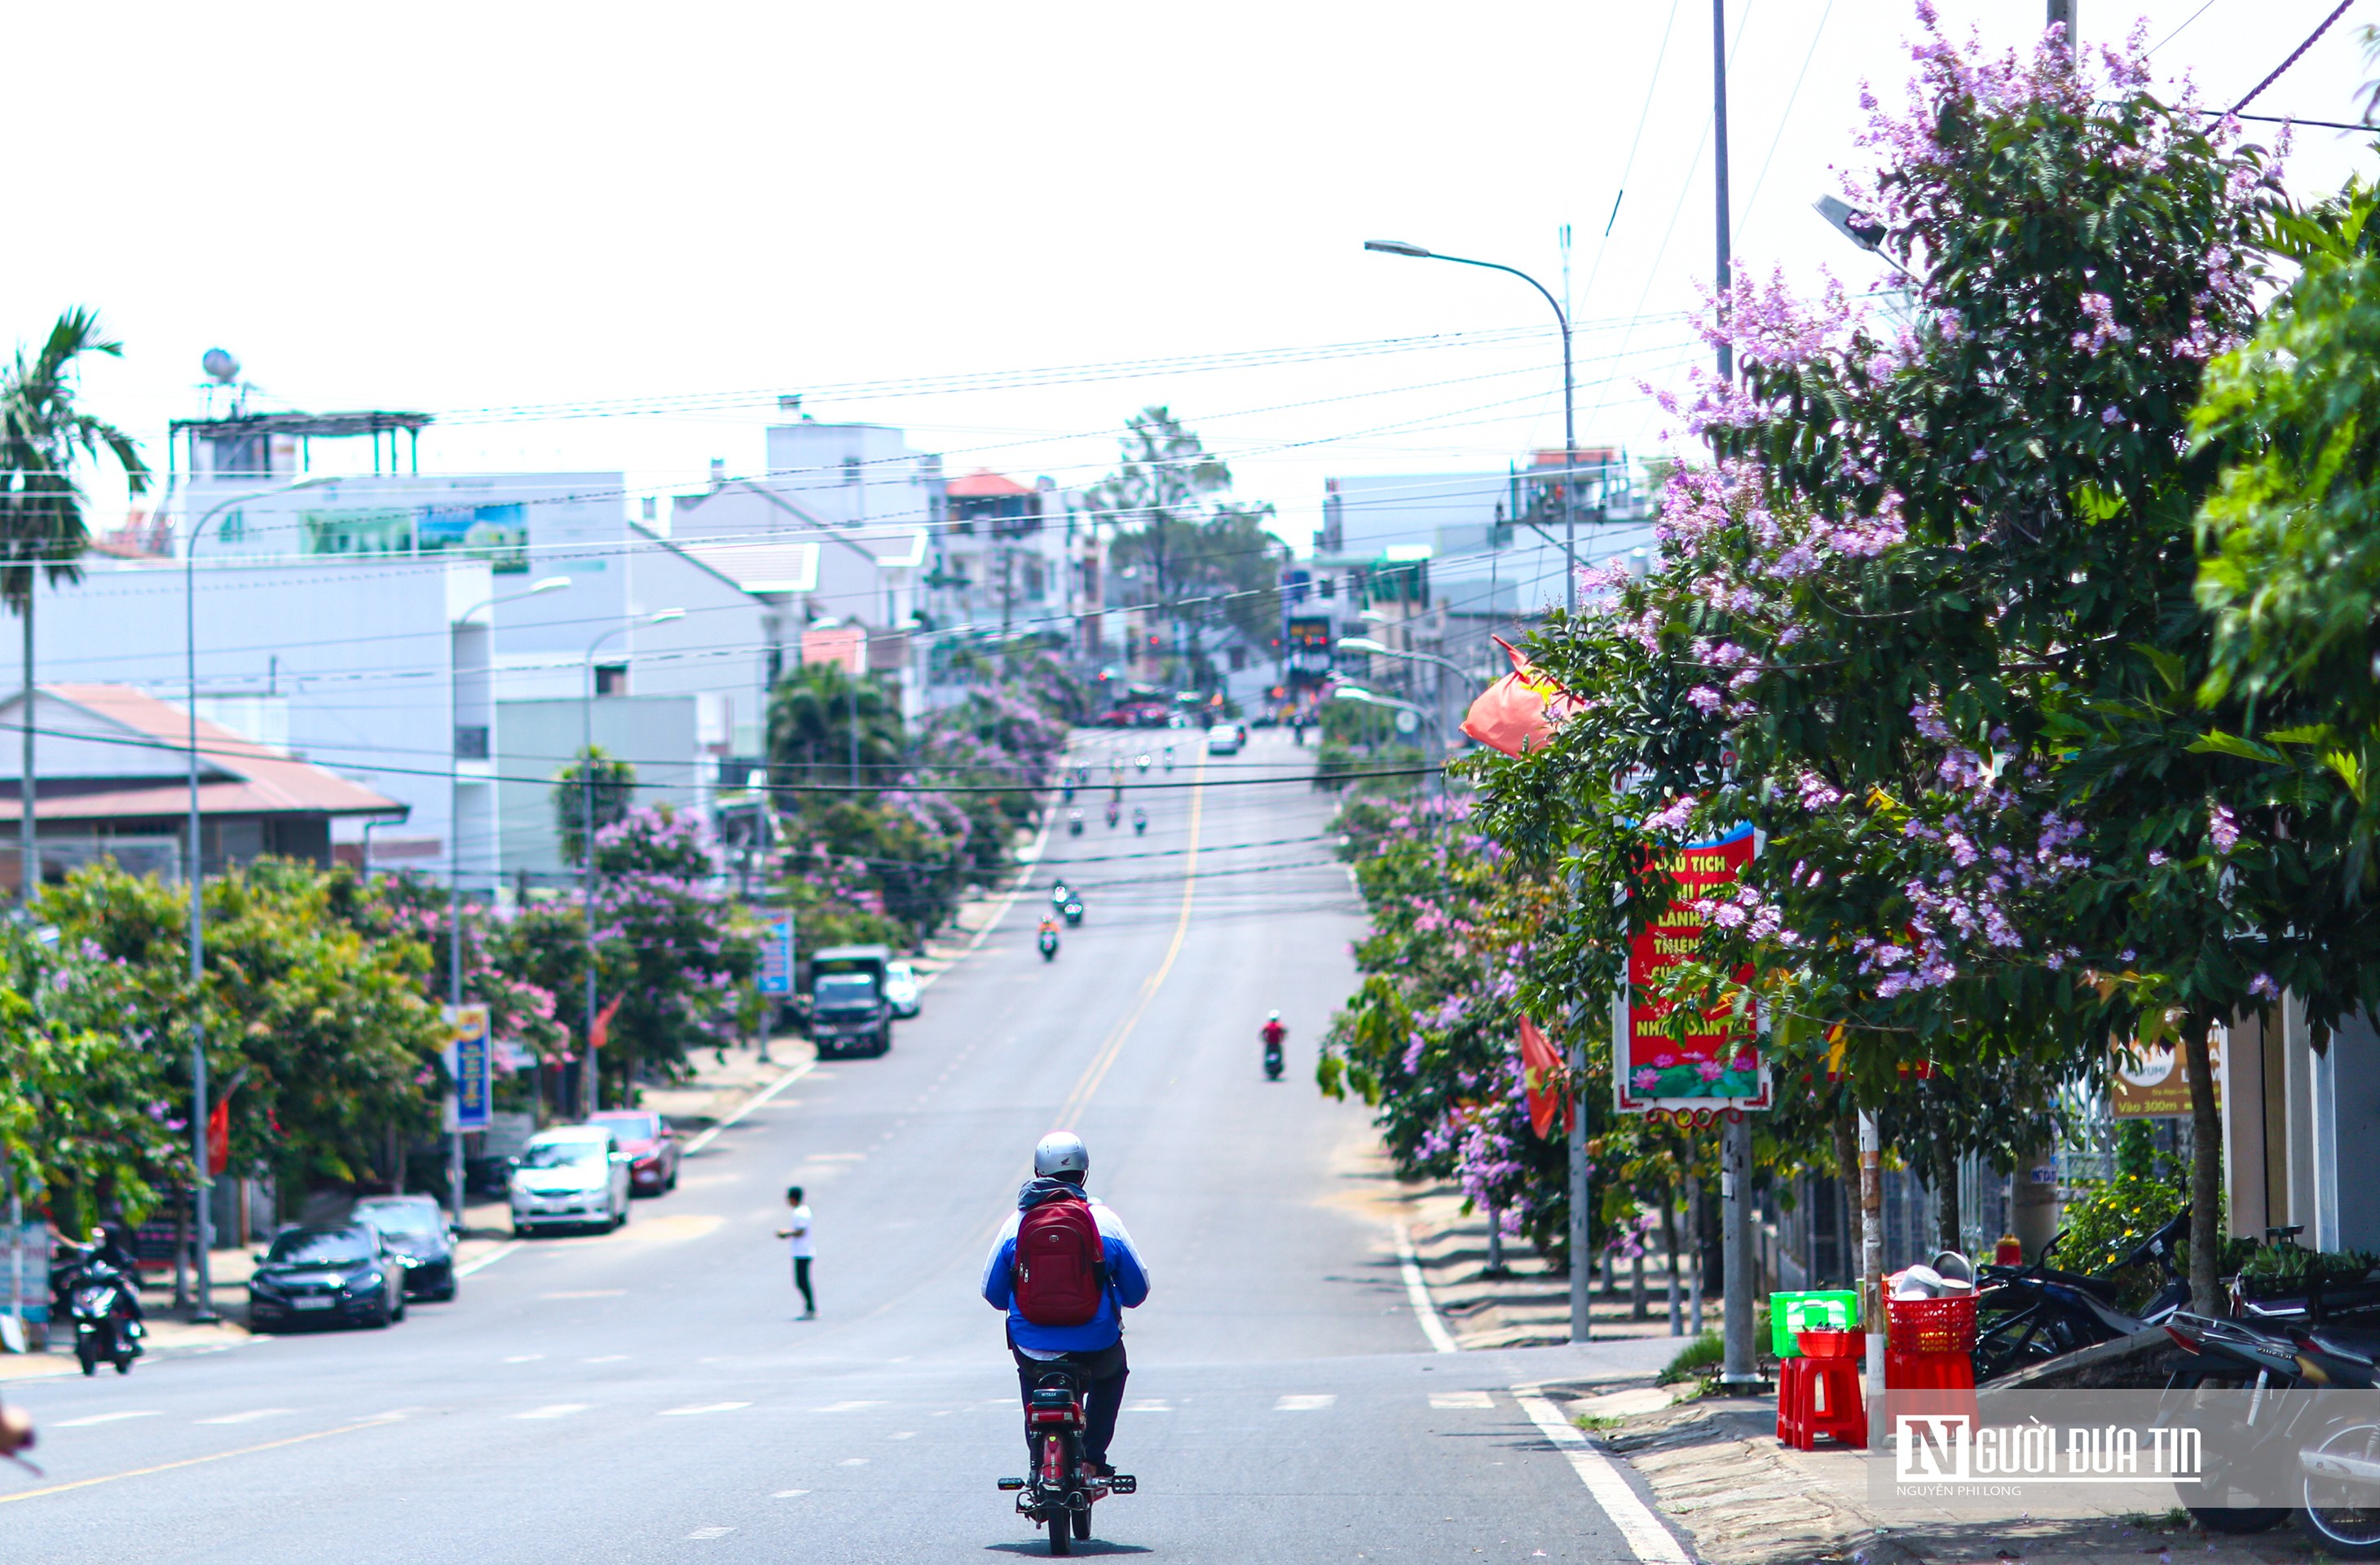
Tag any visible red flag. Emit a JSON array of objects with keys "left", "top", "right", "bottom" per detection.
[
  {"left": 588, "top": 996, "right": 624, "bottom": 1055},
  {"left": 1518, "top": 1016, "right": 1571, "bottom": 1140},
  {"left": 1461, "top": 638, "right": 1580, "bottom": 758},
  {"left": 205, "top": 1096, "right": 232, "bottom": 1176}
]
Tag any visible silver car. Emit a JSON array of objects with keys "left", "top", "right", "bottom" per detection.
[
  {"left": 507, "top": 1126, "right": 632, "bottom": 1236},
  {"left": 884, "top": 960, "right": 922, "bottom": 1018}
]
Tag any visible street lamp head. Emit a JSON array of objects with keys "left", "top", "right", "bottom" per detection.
[
  {"left": 647, "top": 607, "right": 687, "bottom": 624},
  {"left": 1812, "top": 195, "right": 1885, "bottom": 253},
  {"left": 1336, "top": 637, "right": 1388, "bottom": 655},
  {"left": 1364, "top": 239, "right": 1434, "bottom": 258},
  {"left": 1332, "top": 686, "right": 1375, "bottom": 703},
  {"left": 528, "top": 575, "right": 572, "bottom": 596}
]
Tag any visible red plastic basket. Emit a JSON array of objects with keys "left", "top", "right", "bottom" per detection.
[
  {"left": 1796, "top": 1329, "right": 1862, "bottom": 1359},
  {"left": 1885, "top": 1294, "right": 1977, "bottom": 1355}
]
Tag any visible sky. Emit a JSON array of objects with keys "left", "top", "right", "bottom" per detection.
[{"left": 9, "top": 1, "right": 2373, "bottom": 558}]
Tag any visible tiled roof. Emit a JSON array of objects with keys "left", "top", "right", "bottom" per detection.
[{"left": 945, "top": 469, "right": 1034, "bottom": 499}]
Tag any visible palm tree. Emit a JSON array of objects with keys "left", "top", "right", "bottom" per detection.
[{"left": 0, "top": 310, "right": 150, "bottom": 900}]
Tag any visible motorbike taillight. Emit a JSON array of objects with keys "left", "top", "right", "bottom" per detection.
[{"left": 2163, "top": 1323, "right": 2201, "bottom": 1354}]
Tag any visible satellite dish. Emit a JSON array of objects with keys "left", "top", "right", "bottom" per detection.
[{"left": 201, "top": 348, "right": 240, "bottom": 385}]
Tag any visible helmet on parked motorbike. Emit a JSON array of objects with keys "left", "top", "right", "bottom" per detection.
[{"left": 1033, "top": 1131, "right": 1089, "bottom": 1180}]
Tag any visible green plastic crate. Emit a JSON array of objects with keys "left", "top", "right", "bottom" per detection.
[{"left": 1769, "top": 1289, "right": 1861, "bottom": 1357}]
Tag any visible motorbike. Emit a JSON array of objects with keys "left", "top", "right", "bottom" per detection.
[
  {"left": 1263, "top": 1038, "right": 1284, "bottom": 1080},
  {"left": 1050, "top": 882, "right": 1070, "bottom": 909},
  {"left": 998, "top": 1365, "right": 1135, "bottom": 1555},
  {"left": 1131, "top": 809, "right": 1147, "bottom": 836},
  {"left": 1038, "top": 928, "right": 1060, "bottom": 962},
  {"left": 2162, "top": 1307, "right": 2380, "bottom": 1554},
  {"left": 1104, "top": 801, "right": 1121, "bottom": 828},
  {"left": 65, "top": 1255, "right": 143, "bottom": 1377},
  {"left": 1970, "top": 1211, "right": 2192, "bottom": 1382},
  {"left": 1161, "top": 747, "right": 1174, "bottom": 772},
  {"left": 1062, "top": 898, "right": 1084, "bottom": 927},
  {"left": 1135, "top": 753, "right": 1150, "bottom": 773},
  {"left": 1067, "top": 811, "right": 1084, "bottom": 837},
  {"left": 1061, "top": 782, "right": 1075, "bottom": 804}
]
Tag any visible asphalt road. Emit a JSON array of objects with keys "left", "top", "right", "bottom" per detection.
[{"left": 0, "top": 728, "right": 1677, "bottom": 1563}]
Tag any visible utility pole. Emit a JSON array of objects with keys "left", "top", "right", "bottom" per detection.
[
  {"left": 1713, "top": 0, "right": 1759, "bottom": 1393},
  {"left": 2047, "top": 0, "right": 2077, "bottom": 54},
  {"left": 1861, "top": 1111, "right": 1884, "bottom": 1408}
]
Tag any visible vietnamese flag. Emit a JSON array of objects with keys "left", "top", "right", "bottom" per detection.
[
  {"left": 1518, "top": 1016, "right": 1571, "bottom": 1140},
  {"left": 205, "top": 1095, "right": 232, "bottom": 1176},
  {"left": 588, "top": 996, "right": 624, "bottom": 1056}
]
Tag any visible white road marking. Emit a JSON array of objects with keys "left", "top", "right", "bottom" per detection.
[
  {"left": 688, "top": 1526, "right": 734, "bottom": 1540},
  {"left": 502, "top": 1354, "right": 545, "bottom": 1363},
  {"left": 1274, "top": 1395, "right": 1336, "bottom": 1412},
  {"left": 196, "top": 1408, "right": 292, "bottom": 1426},
  {"left": 1512, "top": 1385, "right": 1691, "bottom": 1565},
  {"left": 55, "top": 1411, "right": 160, "bottom": 1428},
  {"left": 1394, "top": 1220, "right": 1460, "bottom": 1354},
  {"left": 681, "top": 1058, "right": 822, "bottom": 1156},
  {"left": 838, "top": 1457, "right": 869, "bottom": 1466},
  {"left": 540, "top": 1289, "right": 625, "bottom": 1299},
  {"left": 1430, "top": 1391, "right": 1496, "bottom": 1410},
  {"left": 814, "top": 1400, "right": 885, "bottom": 1413},
  {"left": 584, "top": 1355, "right": 628, "bottom": 1364},
  {"left": 512, "top": 1404, "right": 591, "bottom": 1420},
  {"left": 455, "top": 1240, "right": 526, "bottom": 1279},
  {"left": 660, "top": 1402, "right": 751, "bottom": 1417},
  {"left": 888, "top": 1431, "right": 916, "bottom": 1439},
  {"left": 1124, "top": 1399, "right": 1171, "bottom": 1413},
  {"left": 772, "top": 1489, "right": 811, "bottom": 1498}
]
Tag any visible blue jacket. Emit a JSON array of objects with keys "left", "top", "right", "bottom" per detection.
[{"left": 981, "top": 1181, "right": 1150, "bottom": 1354}]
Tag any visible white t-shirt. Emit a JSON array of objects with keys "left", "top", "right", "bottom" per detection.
[{"left": 784, "top": 1205, "right": 814, "bottom": 1259}]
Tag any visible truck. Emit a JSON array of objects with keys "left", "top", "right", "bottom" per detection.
[{"left": 804, "top": 944, "right": 895, "bottom": 1058}]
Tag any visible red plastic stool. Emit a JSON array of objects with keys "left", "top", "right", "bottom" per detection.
[
  {"left": 1776, "top": 1353, "right": 1866, "bottom": 1449},
  {"left": 1884, "top": 1348, "right": 1977, "bottom": 1424}
]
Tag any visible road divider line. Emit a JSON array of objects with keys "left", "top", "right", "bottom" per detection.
[
  {"left": 1512, "top": 1385, "right": 1691, "bottom": 1564},
  {"left": 455, "top": 1239, "right": 525, "bottom": 1279},
  {"left": 1048, "top": 759, "right": 1205, "bottom": 1133},
  {"left": 0, "top": 1414, "right": 403, "bottom": 1505},
  {"left": 681, "top": 1055, "right": 822, "bottom": 1157},
  {"left": 1394, "top": 1221, "right": 1459, "bottom": 1354}
]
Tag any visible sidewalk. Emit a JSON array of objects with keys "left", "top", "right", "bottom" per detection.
[{"left": 1563, "top": 1387, "right": 2329, "bottom": 1565}]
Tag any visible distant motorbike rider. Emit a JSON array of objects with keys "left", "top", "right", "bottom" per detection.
[
  {"left": 981, "top": 1132, "right": 1150, "bottom": 1479},
  {"left": 55, "top": 1222, "right": 143, "bottom": 1327},
  {"left": 1261, "top": 1012, "right": 1287, "bottom": 1056},
  {"left": 1131, "top": 807, "right": 1147, "bottom": 835}
]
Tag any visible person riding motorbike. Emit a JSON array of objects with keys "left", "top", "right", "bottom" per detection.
[
  {"left": 1161, "top": 746, "right": 1174, "bottom": 772},
  {"left": 981, "top": 1132, "right": 1150, "bottom": 1480},
  {"left": 1038, "top": 918, "right": 1060, "bottom": 960},
  {"left": 55, "top": 1223, "right": 143, "bottom": 1329},
  {"left": 1261, "top": 1012, "right": 1287, "bottom": 1078},
  {"left": 1104, "top": 799, "right": 1121, "bottom": 827},
  {"left": 1131, "top": 807, "right": 1147, "bottom": 835}
]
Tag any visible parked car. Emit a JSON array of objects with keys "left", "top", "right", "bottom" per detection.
[
  {"left": 507, "top": 1126, "right": 632, "bottom": 1236},
  {"left": 587, "top": 1109, "right": 681, "bottom": 1196},
  {"left": 1205, "top": 722, "right": 1245, "bottom": 756},
  {"left": 350, "top": 1194, "right": 459, "bottom": 1300},
  {"left": 884, "top": 960, "right": 922, "bottom": 1019},
  {"left": 247, "top": 1224, "right": 409, "bottom": 1331}
]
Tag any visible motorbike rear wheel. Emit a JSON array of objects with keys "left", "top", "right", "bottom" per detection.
[{"left": 2299, "top": 1423, "right": 2380, "bottom": 1558}]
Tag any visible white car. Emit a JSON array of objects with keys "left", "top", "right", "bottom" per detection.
[
  {"left": 884, "top": 959, "right": 921, "bottom": 1018},
  {"left": 1205, "top": 722, "right": 1245, "bottom": 756},
  {"left": 508, "top": 1126, "right": 632, "bottom": 1236}
]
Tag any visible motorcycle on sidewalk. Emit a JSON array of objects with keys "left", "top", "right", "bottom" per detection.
[
  {"left": 66, "top": 1255, "right": 143, "bottom": 1377},
  {"left": 998, "top": 1366, "right": 1135, "bottom": 1555}
]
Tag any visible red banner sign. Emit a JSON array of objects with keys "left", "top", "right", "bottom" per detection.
[{"left": 1612, "top": 823, "right": 1771, "bottom": 1114}]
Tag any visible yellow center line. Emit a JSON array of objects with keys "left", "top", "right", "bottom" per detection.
[
  {"left": 0, "top": 1413, "right": 403, "bottom": 1505},
  {"left": 1049, "top": 757, "right": 1205, "bottom": 1131}
]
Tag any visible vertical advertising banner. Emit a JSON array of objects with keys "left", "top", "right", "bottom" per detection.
[
  {"left": 1612, "top": 822, "right": 1772, "bottom": 1114},
  {"left": 443, "top": 1003, "right": 492, "bottom": 1133},
  {"left": 756, "top": 917, "right": 796, "bottom": 997}
]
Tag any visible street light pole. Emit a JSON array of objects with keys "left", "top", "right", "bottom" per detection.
[
  {"left": 1364, "top": 240, "right": 1577, "bottom": 611},
  {"left": 447, "top": 575, "right": 568, "bottom": 1219},
  {"left": 579, "top": 608, "right": 684, "bottom": 1118},
  {"left": 183, "top": 476, "right": 332, "bottom": 1321}
]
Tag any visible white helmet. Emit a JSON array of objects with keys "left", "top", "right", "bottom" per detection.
[{"left": 1033, "top": 1131, "right": 1089, "bottom": 1179}]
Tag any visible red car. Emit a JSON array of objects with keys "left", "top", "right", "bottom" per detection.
[{"left": 586, "top": 1110, "right": 680, "bottom": 1196}]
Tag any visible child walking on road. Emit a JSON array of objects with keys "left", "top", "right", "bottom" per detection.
[{"left": 776, "top": 1186, "right": 816, "bottom": 1319}]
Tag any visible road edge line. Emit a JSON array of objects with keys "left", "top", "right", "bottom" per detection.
[
  {"left": 454, "top": 1239, "right": 526, "bottom": 1279},
  {"left": 1393, "top": 1219, "right": 1460, "bottom": 1354},
  {"left": 1511, "top": 1383, "right": 1695, "bottom": 1564},
  {"left": 681, "top": 1056, "right": 820, "bottom": 1157}
]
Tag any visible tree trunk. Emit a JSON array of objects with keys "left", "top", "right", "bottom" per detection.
[
  {"left": 1832, "top": 1111, "right": 1862, "bottom": 1281},
  {"left": 1932, "top": 1135, "right": 1961, "bottom": 1255},
  {"left": 2184, "top": 1016, "right": 2224, "bottom": 1313}
]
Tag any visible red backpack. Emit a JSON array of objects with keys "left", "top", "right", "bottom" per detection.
[{"left": 1012, "top": 1196, "right": 1108, "bottom": 1326}]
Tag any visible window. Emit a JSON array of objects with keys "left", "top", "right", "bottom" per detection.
[
  {"left": 842, "top": 456, "right": 862, "bottom": 486},
  {"left": 454, "top": 725, "right": 490, "bottom": 760},
  {"left": 595, "top": 664, "right": 628, "bottom": 696}
]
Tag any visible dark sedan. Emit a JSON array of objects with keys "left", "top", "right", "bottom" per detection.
[
  {"left": 351, "top": 1194, "right": 459, "bottom": 1300},
  {"left": 246, "top": 1225, "right": 408, "bottom": 1331},
  {"left": 587, "top": 1110, "right": 680, "bottom": 1196}
]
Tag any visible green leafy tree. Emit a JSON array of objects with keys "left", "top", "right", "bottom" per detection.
[
  {"left": 768, "top": 663, "right": 903, "bottom": 786},
  {"left": 553, "top": 747, "right": 637, "bottom": 866}
]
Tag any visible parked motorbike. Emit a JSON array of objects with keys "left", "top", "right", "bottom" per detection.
[
  {"left": 1062, "top": 898, "right": 1084, "bottom": 927},
  {"left": 1038, "top": 928, "right": 1060, "bottom": 962},
  {"left": 65, "top": 1255, "right": 143, "bottom": 1377},
  {"left": 997, "top": 1366, "right": 1135, "bottom": 1555},
  {"left": 1970, "top": 1211, "right": 2191, "bottom": 1382}
]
